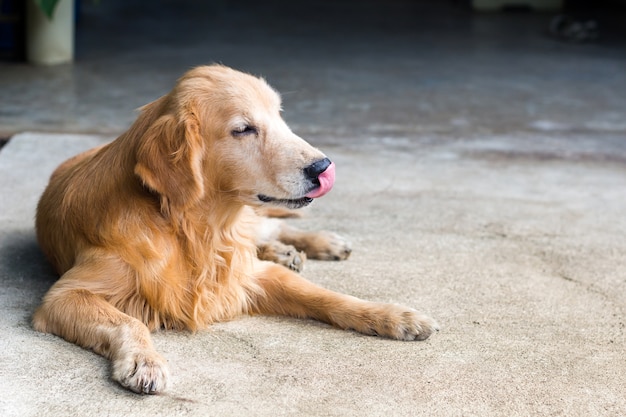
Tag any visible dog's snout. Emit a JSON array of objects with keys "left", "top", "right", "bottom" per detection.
[{"left": 304, "top": 158, "right": 331, "bottom": 181}]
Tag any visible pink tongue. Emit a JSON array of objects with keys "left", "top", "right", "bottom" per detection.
[{"left": 305, "top": 162, "right": 335, "bottom": 198}]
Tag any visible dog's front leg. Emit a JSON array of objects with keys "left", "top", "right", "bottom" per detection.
[
  {"left": 277, "top": 223, "right": 352, "bottom": 261},
  {"left": 250, "top": 262, "right": 438, "bottom": 341},
  {"left": 32, "top": 264, "right": 169, "bottom": 394},
  {"left": 257, "top": 240, "right": 307, "bottom": 272}
]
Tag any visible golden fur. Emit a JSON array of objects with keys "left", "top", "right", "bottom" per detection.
[{"left": 33, "top": 65, "right": 438, "bottom": 394}]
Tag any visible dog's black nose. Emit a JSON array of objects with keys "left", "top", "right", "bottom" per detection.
[{"left": 304, "top": 158, "right": 331, "bottom": 181}]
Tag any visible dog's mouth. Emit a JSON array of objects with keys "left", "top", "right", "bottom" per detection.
[
  {"left": 256, "top": 161, "right": 335, "bottom": 209},
  {"left": 257, "top": 194, "right": 314, "bottom": 209}
]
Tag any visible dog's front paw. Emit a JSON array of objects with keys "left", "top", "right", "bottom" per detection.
[
  {"left": 365, "top": 304, "right": 439, "bottom": 341},
  {"left": 393, "top": 309, "right": 439, "bottom": 341},
  {"left": 112, "top": 350, "right": 169, "bottom": 394},
  {"left": 258, "top": 242, "right": 307, "bottom": 272},
  {"left": 306, "top": 231, "right": 352, "bottom": 261},
  {"left": 277, "top": 246, "right": 307, "bottom": 272}
]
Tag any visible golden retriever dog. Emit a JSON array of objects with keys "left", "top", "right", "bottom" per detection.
[{"left": 33, "top": 65, "right": 438, "bottom": 394}]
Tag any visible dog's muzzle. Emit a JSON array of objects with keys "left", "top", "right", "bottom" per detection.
[{"left": 257, "top": 158, "right": 336, "bottom": 208}]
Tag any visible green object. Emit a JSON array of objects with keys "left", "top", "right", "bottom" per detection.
[{"left": 34, "top": 0, "right": 61, "bottom": 19}]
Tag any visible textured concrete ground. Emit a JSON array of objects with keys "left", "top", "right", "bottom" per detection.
[
  {"left": 2, "top": 129, "right": 626, "bottom": 416},
  {"left": 1, "top": 0, "right": 626, "bottom": 416}
]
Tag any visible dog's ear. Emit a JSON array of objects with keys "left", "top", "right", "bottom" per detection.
[{"left": 134, "top": 109, "right": 205, "bottom": 209}]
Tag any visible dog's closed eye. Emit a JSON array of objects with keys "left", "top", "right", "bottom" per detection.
[{"left": 232, "top": 125, "right": 258, "bottom": 137}]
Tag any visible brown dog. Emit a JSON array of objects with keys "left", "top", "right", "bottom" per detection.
[{"left": 33, "top": 65, "right": 438, "bottom": 394}]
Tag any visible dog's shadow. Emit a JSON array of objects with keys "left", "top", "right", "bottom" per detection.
[{"left": 0, "top": 229, "right": 58, "bottom": 322}]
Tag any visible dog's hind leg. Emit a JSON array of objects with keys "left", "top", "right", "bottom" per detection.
[
  {"left": 250, "top": 262, "right": 438, "bottom": 341},
  {"left": 32, "top": 262, "right": 169, "bottom": 394}
]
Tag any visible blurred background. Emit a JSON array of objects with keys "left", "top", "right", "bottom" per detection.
[{"left": 0, "top": 0, "right": 625, "bottom": 141}]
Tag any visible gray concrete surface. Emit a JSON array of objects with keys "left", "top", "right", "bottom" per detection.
[
  {"left": 2, "top": 0, "right": 626, "bottom": 415},
  {"left": 2, "top": 129, "right": 626, "bottom": 416}
]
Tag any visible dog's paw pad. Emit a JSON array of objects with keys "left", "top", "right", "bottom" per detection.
[
  {"left": 282, "top": 248, "right": 307, "bottom": 272},
  {"left": 274, "top": 246, "right": 307, "bottom": 272}
]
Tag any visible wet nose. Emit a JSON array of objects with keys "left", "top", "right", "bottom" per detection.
[{"left": 304, "top": 158, "right": 331, "bottom": 181}]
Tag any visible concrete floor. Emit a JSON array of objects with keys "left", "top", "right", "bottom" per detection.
[
  {"left": 2, "top": 0, "right": 626, "bottom": 137},
  {"left": 1, "top": 0, "right": 626, "bottom": 416}
]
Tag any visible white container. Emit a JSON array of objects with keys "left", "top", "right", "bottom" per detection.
[{"left": 26, "top": 0, "right": 75, "bottom": 65}]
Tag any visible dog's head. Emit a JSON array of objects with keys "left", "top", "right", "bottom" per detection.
[{"left": 134, "top": 65, "right": 334, "bottom": 210}]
